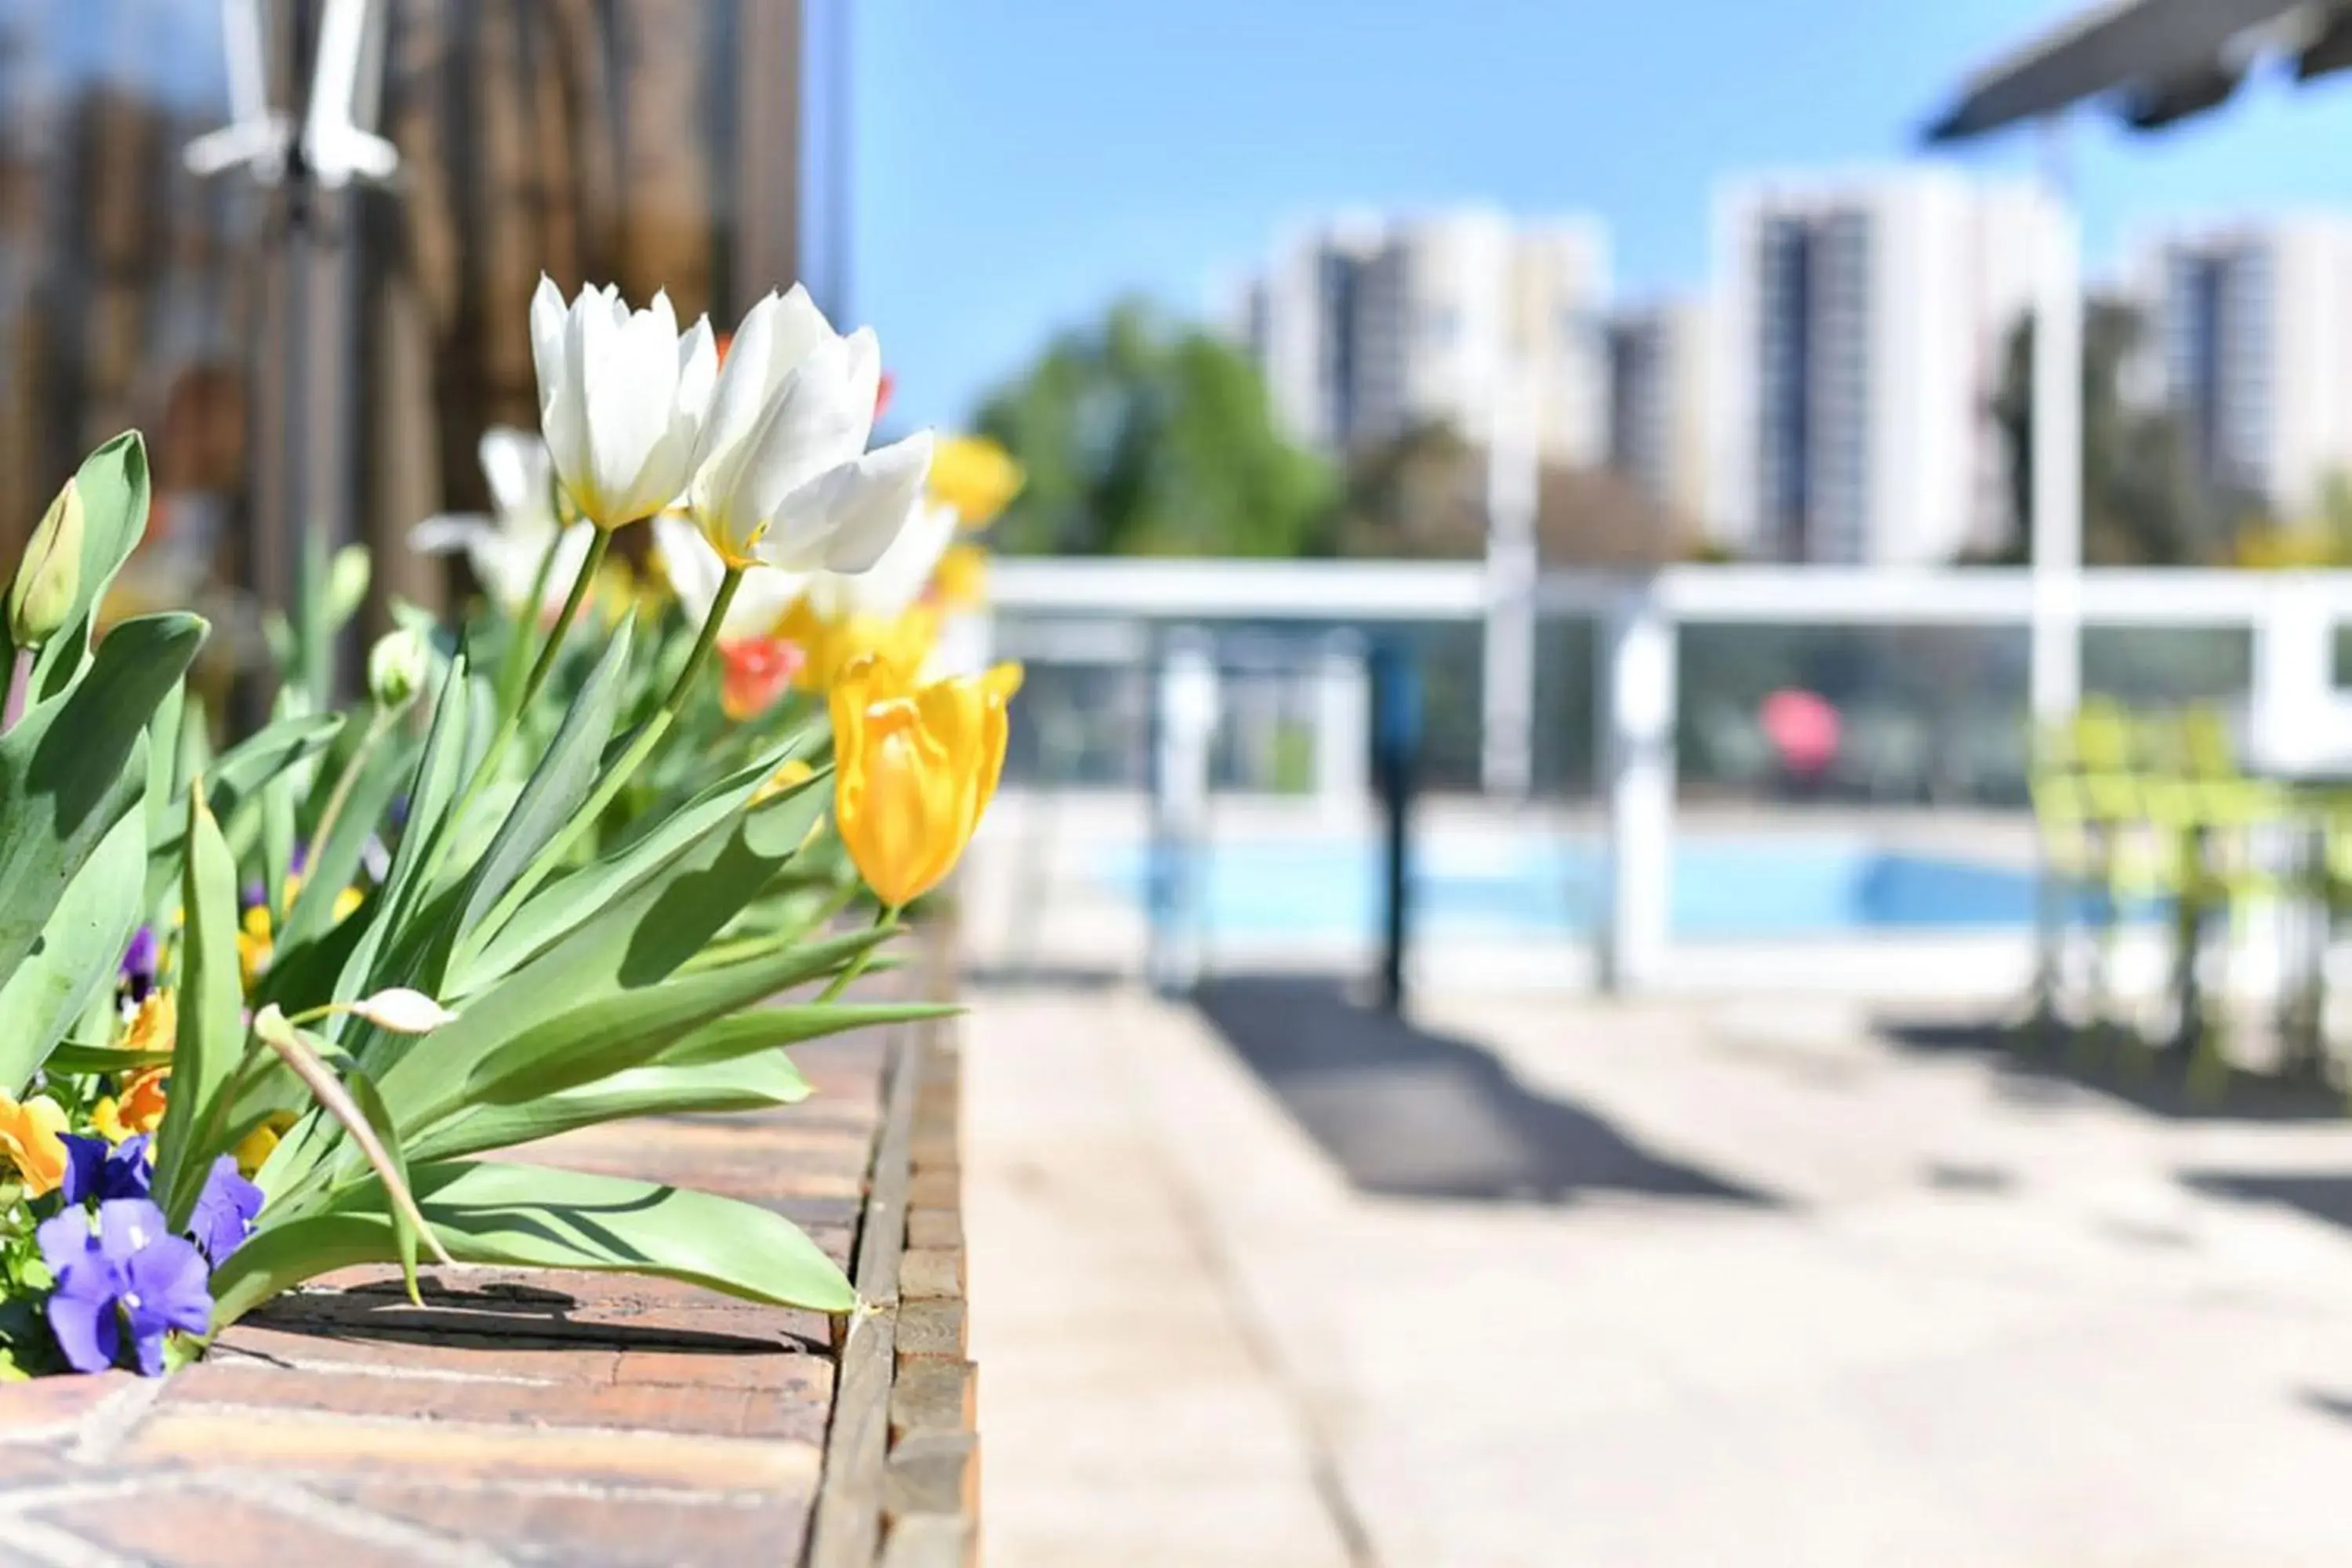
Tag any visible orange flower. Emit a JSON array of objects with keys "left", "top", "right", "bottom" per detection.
[{"left": 718, "top": 637, "right": 805, "bottom": 720}]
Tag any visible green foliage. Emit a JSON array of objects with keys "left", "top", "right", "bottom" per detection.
[
  {"left": 976, "top": 299, "right": 1337, "bottom": 557},
  {"left": 1987, "top": 299, "right": 2255, "bottom": 566}
]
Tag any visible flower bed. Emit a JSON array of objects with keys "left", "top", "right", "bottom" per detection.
[
  {"left": 0, "top": 1004, "right": 978, "bottom": 1565},
  {"left": 0, "top": 276, "right": 1018, "bottom": 1386}
]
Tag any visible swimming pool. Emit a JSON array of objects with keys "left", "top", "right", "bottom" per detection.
[{"left": 1098, "top": 835, "right": 2064, "bottom": 941}]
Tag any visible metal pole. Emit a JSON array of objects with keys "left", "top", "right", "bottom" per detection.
[{"left": 1372, "top": 642, "right": 1421, "bottom": 1013}]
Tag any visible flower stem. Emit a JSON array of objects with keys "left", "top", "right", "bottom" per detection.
[
  {"left": 815, "top": 902, "right": 898, "bottom": 1004},
  {"left": 494, "top": 524, "right": 570, "bottom": 712},
  {"left": 466, "top": 566, "right": 744, "bottom": 946},
  {"left": 517, "top": 526, "right": 611, "bottom": 717},
  {"left": 305, "top": 707, "right": 396, "bottom": 871},
  {"left": 455, "top": 524, "right": 612, "bottom": 830},
  {"left": 1, "top": 647, "right": 30, "bottom": 732}
]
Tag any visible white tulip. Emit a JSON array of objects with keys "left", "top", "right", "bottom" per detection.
[
  {"left": 411, "top": 427, "right": 596, "bottom": 618},
  {"left": 695, "top": 285, "right": 836, "bottom": 479},
  {"left": 689, "top": 325, "right": 933, "bottom": 575},
  {"left": 531, "top": 275, "right": 717, "bottom": 530},
  {"left": 651, "top": 514, "right": 807, "bottom": 641},
  {"left": 800, "top": 497, "right": 958, "bottom": 623}
]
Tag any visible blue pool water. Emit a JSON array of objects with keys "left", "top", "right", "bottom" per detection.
[{"left": 1099, "top": 837, "right": 2056, "bottom": 941}]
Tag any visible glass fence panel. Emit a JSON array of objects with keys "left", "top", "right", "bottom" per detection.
[
  {"left": 2083, "top": 624, "right": 2253, "bottom": 710},
  {"left": 1678, "top": 621, "right": 2033, "bottom": 807}
]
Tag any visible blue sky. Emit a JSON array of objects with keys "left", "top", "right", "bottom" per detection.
[{"left": 855, "top": 0, "right": 2352, "bottom": 432}]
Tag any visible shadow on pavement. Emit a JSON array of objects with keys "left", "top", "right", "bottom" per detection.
[
  {"left": 2181, "top": 1171, "right": 2352, "bottom": 1233},
  {"left": 1193, "top": 975, "right": 1776, "bottom": 1207},
  {"left": 1879, "top": 1018, "right": 2347, "bottom": 1124}
]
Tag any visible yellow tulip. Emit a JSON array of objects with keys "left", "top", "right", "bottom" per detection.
[
  {"left": 780, "top": 600, "right": 940, "bottom": 694},
  {"left": 931, "top": 543, "right": 989, "bottom": 610},
  {"left": 927, "top": 436, "right": 1023, "bottom": 528},
  {"left": 0, "top": 1092, "right": 68, "bottom": 1196},
  {"left": 830, "top": 656, "right": 1021, "bottom": 908}
]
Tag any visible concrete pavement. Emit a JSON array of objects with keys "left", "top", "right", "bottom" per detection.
[{"left": 965, "top": 984, "right": 2352, "bottom": 1566}]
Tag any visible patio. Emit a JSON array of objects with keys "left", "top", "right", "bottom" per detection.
[{"left": 967, "top": 981, "right": 2352, "bottom": 1566}]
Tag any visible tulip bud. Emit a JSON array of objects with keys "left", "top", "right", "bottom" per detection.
[
  {"left": 9, "top": 479, "right": 83, "bottom": 649},
  {"left": 367, "top": 627, "right": 426, "bottom": 710},
  {"left": 350, "top": 988, "right": 456, "bottom": 1034}
]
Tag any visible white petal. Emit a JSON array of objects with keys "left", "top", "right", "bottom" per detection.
[
  {"left": 581, "top": 295, "right": 678, "bottom": 522},
  {"left": 409, "top": 514, "right": 494, "bottom": 555},
  {"left": 477, "top": 426, "right": 547, "bottom": 522},
  {"left": 826, "top": 433, "right": 938, "bottom": 573},
  {"left": 529, "top": 276, "right": 568, "bottom": 416},
  {"left": 762, "top": 430, "right": 935, "bottom": 576},
  {"left": 696, "top": 292, "right": 783, "bottom": 474},
  {"left": 652, "top": 514, "right": 724, "bottom": 623},
  {"left": 735, "top": 334, "right": 872, "bottom": 525},
  {"left": 723, "top": 563, "right": 808, "bottom": 640}
]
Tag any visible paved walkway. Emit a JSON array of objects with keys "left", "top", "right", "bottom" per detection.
[{"left": 966, "top": 985, "right": 2352, "bottom": 1567}]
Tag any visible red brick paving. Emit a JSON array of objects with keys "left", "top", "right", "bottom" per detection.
[{"left": 0, "top": 1022, "right": 976, "bottom": 1566}]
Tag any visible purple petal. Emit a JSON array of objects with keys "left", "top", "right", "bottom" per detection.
[
  {"left": 45, "top": 1291, "right": 118, "bottom": 1374},
  {"left": 93, "top": 1199, "right": 172, "bottom": 1269},
  {"left": 126, "top": 1235, "right": 213, "bottom": 1341},
  {"left": 104, "top": 1136, "right": 154, "bottom": 1203},
  {"left": 35, "top": 1210, "right": 98, "bottom": 1279},
  {"left": 57, "top": 1135, "right": 107, "bottom": 1207},
  {"left": 187, "top": 1156, "right": 264, "bottom": 1262}
]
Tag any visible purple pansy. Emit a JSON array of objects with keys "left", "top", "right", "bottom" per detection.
[
  {"left": 119, "top": 926, "right": 157, "bottom": 1002},
  {"left": 187, "top": 1156, "right": 263, "bottom": 1264},
  {"left": 58, "top": 1134, "right": 152, "bottom": 1206},
  {"left": 36, "top": 1200, "right": 213, "bottom": 1376}
]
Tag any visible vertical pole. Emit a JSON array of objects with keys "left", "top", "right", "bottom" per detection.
[
  {"left": 1601, "top": 579, "right": 1675, "bottom": 992},
  {"left": 1149, "top": 630, "right": 1218, "bottom": 996},
  {"left": 2029, "top": 133, "right": 2082, "bottom": 724},
  {"left": 1483, "top": 358, "right": 1539, "bottom": 797},
  {"left": 1372, "top": 642, "right": 1421, "bottom": 1014}
]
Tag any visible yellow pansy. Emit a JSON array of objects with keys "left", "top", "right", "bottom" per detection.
[
  {"left": 122, "top": 990, "right": 177, "bottom": 1056},
  {"left": 0, "top": 1092, "right": 67, "bottom": 1196},
  {"left": 829, "top": 655, "right": 1020, "bottom": 908},
  {"left": 238, "top": 904, "right": 273, "bottom": 989},
  {"left": 235, "top": 1111, "right": 298, "bottom": 1177},
  {"left": 931, "top": 543, "right": 989, "bottom": 610},
  {"left": 927, "top": 435, "right": 1023, "bottom": 528}
]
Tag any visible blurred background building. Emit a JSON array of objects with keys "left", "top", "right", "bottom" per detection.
[
  {"left": 1239, "top": 209, "right": 1610, "bottom": 465},
  {"left": 1710, "top": 170, "right": 2056, "bottom": 565}
]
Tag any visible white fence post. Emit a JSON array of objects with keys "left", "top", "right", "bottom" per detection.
[
  {"left": 1148, "top": 633, "right": 1219, "bottom": 995},
  {"left": 1313, "top": 633, "right": 1370, "bottom": 808},
  {"left": 2029, "top": 205, "right": 2082, "bottom": 724},
  {"left": 1483, "top": 362, "right": 1540, "bottom": 797},
  {"left": 1601, "top": 579, "right": 1675, "bottom": 992}
]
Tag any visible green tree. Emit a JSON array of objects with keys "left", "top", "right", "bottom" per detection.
[
  {"left": 974, "top": 301, "right": 1336, "bottom": 557},
  {"left": 1985, "top": 298, "right": 2252, "bottom": 566}
]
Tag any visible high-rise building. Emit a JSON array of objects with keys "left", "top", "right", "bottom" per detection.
[
  {"left": 2129, "top": 217, "right": 2352, "bottom": 515},
  {"left": 1604, "top": 298, "right": 1712, "bottom": 527},
  {"left": 1240, "top": 210, "right": 1609, "bottom": 465},
  {"left": 1711, "top": 170, "right": 2053, "bottom": 564}
]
